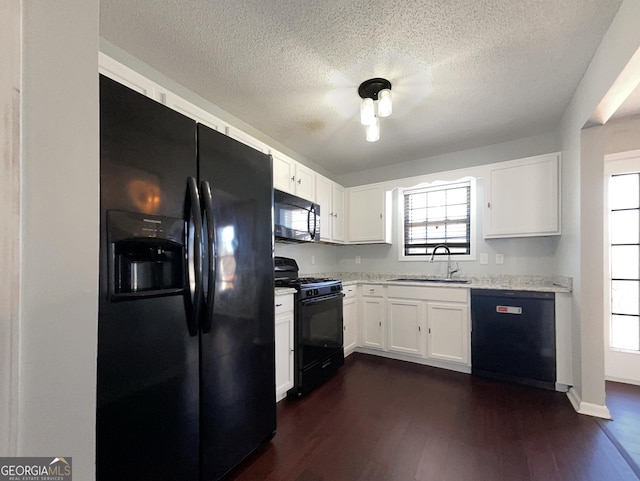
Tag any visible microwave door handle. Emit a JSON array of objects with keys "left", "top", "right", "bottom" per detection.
[
  {"left": 308, "top": 205, "right": 316, "bottom": 240},
  {"left": 312, "top": 205, "right": 318, "bottom": 239},
  {"left": 184, "top": 177, "right": 204, "bottom": 336},
  {"left": 200, "top": 180, "right": 216, "bottom": 334}
]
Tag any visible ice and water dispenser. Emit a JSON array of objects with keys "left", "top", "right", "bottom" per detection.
[{"left": 107, "top": 210, "right": 185, "bottom": 300}]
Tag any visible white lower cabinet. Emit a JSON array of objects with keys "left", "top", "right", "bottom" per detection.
[
  {"left": 361, "top": 296, "right": 385, "bottom": 350},
  {"left": 274, "top": 293, "right": 294, "bottom": 402},
  {"left": 387, "top": 298, "right": 426, "bottom": 357},
  {"left": 356, "top": 284, "right": 471, "bottom": 372},
  {"left": 426, "top": 301, "right": 469, "bottom": 365},
  {"left": 343, "top": 285, "right": 358, "bottom": 356}
]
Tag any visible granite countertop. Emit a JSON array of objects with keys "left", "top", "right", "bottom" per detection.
[{"left": 300, "top": 273, "right": 572, "bottom": 293}]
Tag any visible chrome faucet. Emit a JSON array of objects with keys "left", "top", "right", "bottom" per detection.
[{"left": 429, "top": 244, "right": 459, "bottom": 279}]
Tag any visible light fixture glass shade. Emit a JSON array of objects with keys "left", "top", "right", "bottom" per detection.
[
  {"left": 377, "top": 89, "right": 392, "bottom": 117},
  {"left": 360, "top": 97, "right": 375, "bottom": 125},
  {"left": 366, "top": 117, "right": 380, "bottom": 142}
]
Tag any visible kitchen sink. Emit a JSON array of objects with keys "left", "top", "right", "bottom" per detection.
[{"left": 389, "top": 278, "right": 471, "bottom": 284}]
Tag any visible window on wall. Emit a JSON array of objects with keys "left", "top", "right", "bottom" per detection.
[
  {"left": 400, "top": 180, "right": 475, "bottom": 260},
  {"left": 609, "top": 172, "right": 640, "bottom": 352}
]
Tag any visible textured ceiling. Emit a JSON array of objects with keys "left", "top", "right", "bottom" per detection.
[{"left": 100, "top": 0, "right": 623, "bottom": 176}]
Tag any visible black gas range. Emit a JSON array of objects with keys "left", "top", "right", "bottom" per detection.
[{"left": 274, "top": 257, "right": 344, "bottom": 397}]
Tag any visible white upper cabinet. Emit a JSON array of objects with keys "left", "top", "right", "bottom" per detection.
[
  {"left": 162, "top": 91, "right": 229, "bottom": 132},
  {"left": 272, "top": 151, "right": 297, "bottom": 193},
  {"left": 483, "top": 153, "right": 561, "bottom": 238},
  {"left": 272, "top": 150, "right": 316, "bottom": 201},
  {"left": 316, "top": 175, "right": 345, "bottom": 243},
  {"left": 294, "top": 163, "right": 316, "bottom": 201},
  {"left": 332, "top": 183, "right": 345, "bottom": 242},
  {"left": 347, "top": 183, "right": 391, "bottom": 244},
  {"left": 99, "top": 52, "right": 164, "bottom": 102},
  {"left": 225, "top": 126, "right": 270, "bottom": 154}
]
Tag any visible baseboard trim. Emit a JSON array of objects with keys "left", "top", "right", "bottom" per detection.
[
  {"left": 606, "top": 375, "right": 640, "bottom": 387},
  {"left": 354, "top": 347, "right": 472, "bottom": 375},
  {"left": 567, "top": 387, "right": 612, "bottom": 419}
]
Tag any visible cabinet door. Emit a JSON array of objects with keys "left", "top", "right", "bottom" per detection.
[
  {"left": 343, "top": 296, "right": 358, "bottom": 356},
  {"left": 348, "top": 184, "right": 390, "bottom": 243},
  {"left": 387, "top": 298, "right": 425, "bottom": 357},
  {"left": 316, "top": 175, "right": 333, "bottom": 241},
  {"left": 361, "top": 297, "right": 384, "bottom": 350},
  {"left": 484, "top": 153, "right": 560, "bottom": 238},
  {"left": 295, "top": 163, "right": 316, "bottom": 201},
  {"left": 427, "top": 302, "right": 469, "bottom": 365},
  {"left": 332, "top": 183, "right": 345, "bottom": 242},
  {"left": 272, "top": 151, "right": 296, "bottom": 194},
  {"left": 275, "top": 296, "right": 294, "bottom": 401}
]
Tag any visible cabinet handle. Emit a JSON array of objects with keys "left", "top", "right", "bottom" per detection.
[
  {"left": 276, "top": 303, "right": 283, "bottom": 307},
  {"left": 487, "top": 202, "right": 491, "bottom": 208},
  {"left": 333, "top": 213, "right": 338, "bottom": 218},
  {"left": 298, "top": 178, "right": 302, "bottom": 184},
  {"left": 418, "top": 326, "right": 421, "bottom": 332},
  {"left": 343, "top": 325, "right": 346, "bottom": 331},
  {"left": 378, "top": 321, "right": 382, "bottom": 326},
  {"left": 428, "top": 328, "right": 431, "bottom": 334},
  {"left": 291, "top": 175, "right": 295, "bottom": 182},
  {"left": 329, "top": 211, "right": 333, "bottom": 216},
  {"left": 380, "top": 213, "right": 383, "bottom": 219}
]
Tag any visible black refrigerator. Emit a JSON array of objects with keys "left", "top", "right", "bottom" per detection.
[{"left": 97, "top": 75, "right": 276, "bottom": 480}]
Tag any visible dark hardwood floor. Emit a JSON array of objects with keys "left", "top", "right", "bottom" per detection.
[
  {"left": 227, "top": 354, "right": 639, "bottom": 481},
  {"left": 602, "top": 381, "right": 640, "bottom": 476}
]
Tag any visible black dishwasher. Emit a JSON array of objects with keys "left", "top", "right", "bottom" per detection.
[{"left": 471, "top": 289, "right": 556, "bottom": 390}]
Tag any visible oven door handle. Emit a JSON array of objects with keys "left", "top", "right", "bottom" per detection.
[{"left": 299, "top": 293, "right": 344, "bottom": 305}]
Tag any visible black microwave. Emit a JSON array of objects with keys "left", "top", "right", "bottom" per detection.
[{"left": 273, "top": 189, "right": 320, "bottom": 243}]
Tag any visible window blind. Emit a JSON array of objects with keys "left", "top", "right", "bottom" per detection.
[{"left": 403, "top": 183, "right": 471, "bottom": 256}]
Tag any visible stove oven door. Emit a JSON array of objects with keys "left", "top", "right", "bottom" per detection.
[{"left": 297, "top": 293, "right": 344, "bottom": 372}]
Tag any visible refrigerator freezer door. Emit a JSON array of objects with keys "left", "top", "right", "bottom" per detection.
[
  {"left": 197, "top": 124, "right": 276, "bottom": 479},
  {"left": 97, "top": 75, "right": 199, "bottom": 481}
]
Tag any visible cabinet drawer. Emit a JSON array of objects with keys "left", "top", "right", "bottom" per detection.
[
  {"left": 362, "top": 284, "right": 384, "bottom": 297},
  {"left": 343, "top": 285, "right": 357, "bottom": 298},
  {"left": 275, "top": 294, "right": 294, "bottom": 315}
]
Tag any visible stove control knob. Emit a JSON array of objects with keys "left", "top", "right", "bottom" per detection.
[
  {"left": 306, "top": 291, "right": 312, "bottom": 297},
  {"left": 314, "top": 289, "right": 319, "bottom": 296}
]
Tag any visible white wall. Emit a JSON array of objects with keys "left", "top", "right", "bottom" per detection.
[
  {"left": 18, "top": 2, "right": 99, "bottom": 479},
  {"left": 600, "top": 122, "right": 640, "bottom": 384},
  {"left": 558, "top": 0, "right": 640, "bottom": 415},
  {"left": 281, "top": 136, "right": 562, "bottom": 277},
  {"left": 0, "top": 0, "right": 21, "bottom": 456},
  {"left": 337, "top": 132, "right": 559, "bottom": 187},
  {"left": 274, "top": 242, "right": 341, "bottom": 274}
]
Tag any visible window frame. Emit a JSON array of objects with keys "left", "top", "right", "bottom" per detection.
[{"left": 398, "top": 178, "right": 476, "bottom": 262}]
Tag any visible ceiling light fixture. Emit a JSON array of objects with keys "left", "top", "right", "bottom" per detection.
[{"left": 358, "top": 78, "right": 392, "bottom": 142}]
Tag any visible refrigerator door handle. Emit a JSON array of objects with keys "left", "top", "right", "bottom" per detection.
[
  {"left": 200, "top": 180, "right": 217, "bottom": 334},
  {"left": 184, "top": 176, "right": 204, "bottom": 336}
]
